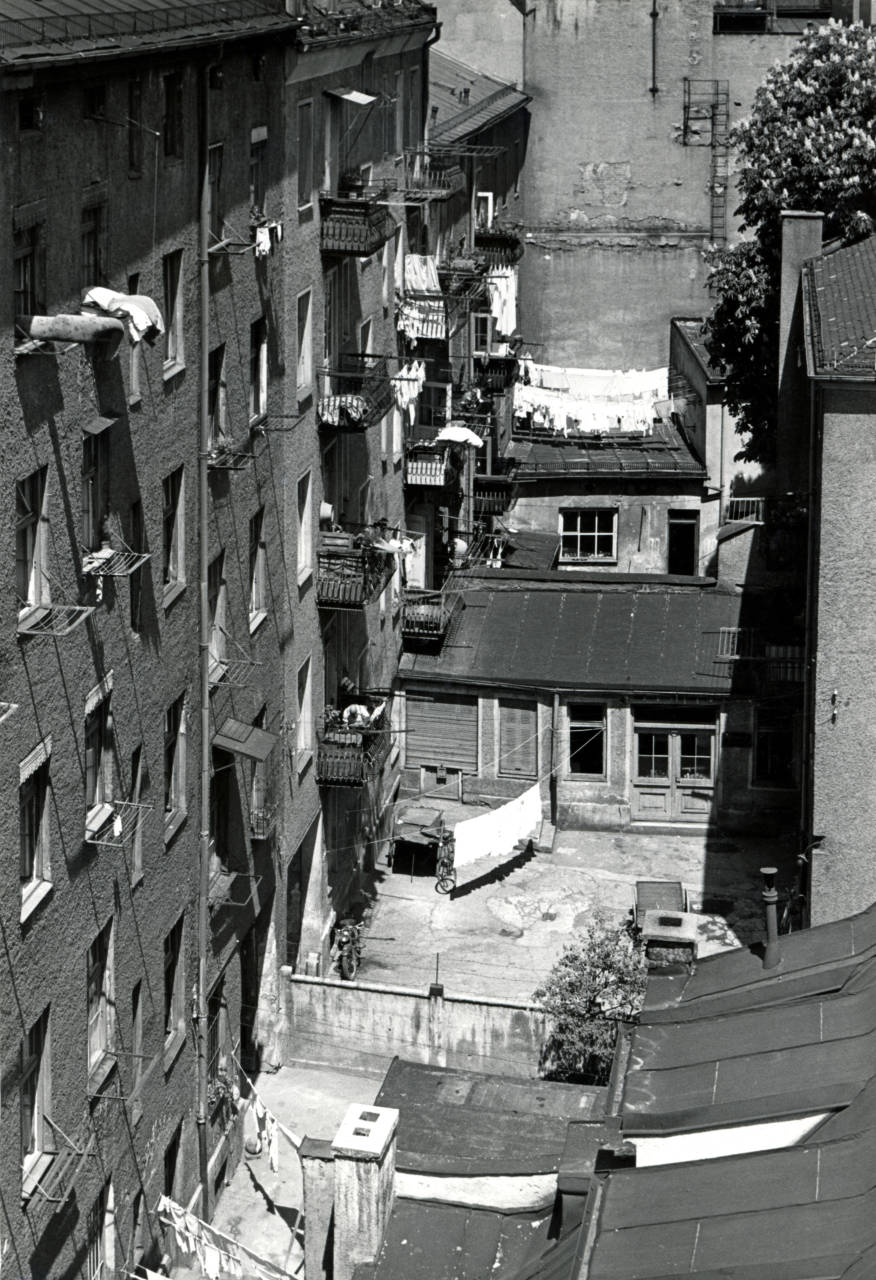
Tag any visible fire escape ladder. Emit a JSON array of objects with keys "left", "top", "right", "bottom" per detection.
[{"left": 710, "top": 81, "right": 730, "bottom": 243}]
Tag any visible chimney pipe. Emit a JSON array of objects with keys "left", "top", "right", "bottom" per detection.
[
  {"left": 331, "top": 1103, "right": 399, "bottom": 1280},
  {"left": 761, "top": 866, "right": 780, "bottom": 970}
]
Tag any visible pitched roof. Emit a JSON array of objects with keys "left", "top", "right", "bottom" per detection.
[
  {"left": 429, "top": 49, "right": 530, "bottom": 145},
  {"left": 400, "top": 585, "right": 745, "bottom": 696},
  {"left": 803, "top": 234, "right": 876, "bottom": 378}
]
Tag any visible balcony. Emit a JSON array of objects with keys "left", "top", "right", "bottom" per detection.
[
  {"left": 401, "top": 589, "right": 453, "bottom": 643},
  {"left": 319, "top": 187, "right": 395, "bottom": 257},
  {"left": 474, "top": 228, "right": 524, "bottom": 268},
  {"left": 473, "top": 353, "right": 518, "bottom": 393},
  {"left": 316, "top": 696, "right": 392, "bottom": 787},
  {"left": 397, "top": 152, "right": 466, "bottom": 202},
  {"left": 473, "top": 476, "right": 514, "bottom": 516},
  {"left": 405, "top": 445, "right": 452, "bottom": 487},
  {"left": 724, "top": 496, "right": 765, "bottom": 523},
  {"left": 316, "top": 528, "right": 396, "bottom": 609},
  {"left": 317, "top": 356, "right": 393, "bottom": 432}
]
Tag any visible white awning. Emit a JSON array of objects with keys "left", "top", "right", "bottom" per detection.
[
  {"left": 213, "top": 718, "right": 277, "bottom": 763},
  {"left": 325, "top": 88, "right": 376, "bottom": 105}
]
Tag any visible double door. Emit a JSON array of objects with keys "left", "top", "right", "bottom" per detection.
[{"left": 632, "top": 723, "right": 715, "bottom": 822}]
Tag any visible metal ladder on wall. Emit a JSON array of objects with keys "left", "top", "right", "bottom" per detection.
[{"left": 710, "top": 81, "right": 730, "bottom": 243}]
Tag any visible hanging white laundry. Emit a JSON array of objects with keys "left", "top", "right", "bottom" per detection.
[
  {"left": 201, "top": 1244, "right": 222, "bottom": 1280},
  {"left": 254, "top": 225, "right": 271, "bottom": 257},
  {"left": 268, "top": 1114, "right": 280, "bottom": 1173}
]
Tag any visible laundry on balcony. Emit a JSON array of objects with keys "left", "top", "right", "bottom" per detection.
[
  {"left": 512, "top": 362, "right": 669, "bottom": 439},
  {"left": 81, "top": 286, "right": 164, "bottom": 343},
  {"left": 318, "top": 392, "right": 369, "bottom": 427},
  {"left": 401, "top": 588, "right": 454, "bottom": 640},
  {"left": 486, "top": 268, "right": 517, "bottom": 338},
  {"left": 316, "top": 695, "right": 392, "bottom": 787},
  {"left": 397, "top": 254, "right": 447, "bottom": 341},
  {"left": 317, "top": 355, "right": 393, "bottom": 430},
  {"left": 317, "top": 526, "right": 397, "bottom": 608},
  {"left": 391, "top": 359, "right": 427, "bottom": 418},
  {"left": 435, "top": 422, "right": 484, "bottom": 448},
  {"left": 405, "top": 446, "right": 451, "bottom": 486}
]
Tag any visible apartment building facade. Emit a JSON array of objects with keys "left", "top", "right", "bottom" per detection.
[{"left": 0, "top": 1, "right": 438, "bottom": 1274}]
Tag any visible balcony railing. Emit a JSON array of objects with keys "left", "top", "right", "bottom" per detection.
[
  {"left": 474, "top": 228, "right": 524, "bottom": 268},
  {"left": 317, "top": 356, "right": 393, "bottom": 432},
  {"left": 724, "top": 496, "right": 765, "bottom": 523},
  {"left": 405, "top": 446, "right": 451, "bottom": 487},
  {"left": 250, "top": 802, "right": 278, "bottom": 840},
  {"left": 319, "top": 188, "right": 395, "bottom": 257},
  {"left": 473, "top": 354, "right": 518, "bottom": 393},
  {"left": 401, "top": 590, "right": 453, "bottom": 642},
  {"left": 473, "top": 479, "right": 514, "bottom": 516},
  {"left": 316, "top": 696, "right": 392, "bottom": 787},
  {"left": 316, "top": 528, "right": 396, "bottom": 609},
  {"left": 397, "top": 153, "right": 466, "bottom": 202}
]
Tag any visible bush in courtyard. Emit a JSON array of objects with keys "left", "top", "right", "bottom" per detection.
[{"left": 533, "top": 911, "right": 647, "bottom": 1085}]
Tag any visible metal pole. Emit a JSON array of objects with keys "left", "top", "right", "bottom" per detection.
[
  {"left": 196, "top": 58, "right": 212, "bottom": 1220},
  {"left": 761, "top": 866, "right": 780, "bottom": 970}
]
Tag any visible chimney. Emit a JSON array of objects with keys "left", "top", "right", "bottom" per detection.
[
  {"left": 761, "top": 866, "right": 781, "bottom": 970},
  {"left": 776, "top": 210, "right": 822, "bottom": 489},
  {"left": 331, "top": 1103, "right": 399, "bottom": 1280}
]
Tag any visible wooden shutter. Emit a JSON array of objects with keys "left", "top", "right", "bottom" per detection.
[
  {"left": 405, "top": 693, "right": 477, "bottom": 772},
  {"left": 499, "top": 699, "right": 537, "bottom": 778}
]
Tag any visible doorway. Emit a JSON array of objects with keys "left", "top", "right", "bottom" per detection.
[
  {"left": 667, "top": 510, "right": 699, "bottom": 575},
  {"left": 632, "top": 711, "right": 716, "bottom": 821}
]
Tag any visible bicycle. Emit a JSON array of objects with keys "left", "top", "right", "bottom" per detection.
[{"left": 434, "top": 830, "right": 456, "bottom": 895}]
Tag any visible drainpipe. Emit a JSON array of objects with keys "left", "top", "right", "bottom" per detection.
[
  {"left": 550, "top": 693, "right": 560, "bottom": 826},
  {"left": 196, "top": 58, "right": 212, "bottom": 1221},
  {"left": 649, "top": 2, "right": 659, "bottom": 96},
  {"left": 761, "top": 866, "right": 780, "bottom": 969}
]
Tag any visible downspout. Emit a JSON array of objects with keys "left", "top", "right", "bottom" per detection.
[
  {"left": 800, "top": 377, "right": 820, "bottom": 926},
  {"left": 196, "top": 59, "right": 212, "bottom": 1220},
  {"left": 649, "top": 1, "right": 659, "bottom": 96},
  {"left": 550, "top": 693, "right": 560, "bottom": 826}
]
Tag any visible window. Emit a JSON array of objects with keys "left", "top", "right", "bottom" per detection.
[
  {"left": 164, "top": 915, "right": 185, "bottom": 1050},
  {"left": 207, "top": 977, "right": 226, "bottom": 1084},
  {"left": 18, "top": 92, "right": 43, "bottom": 131},
  {"left": 667, "top": 509, "right": 699, "bottom": 576},
  {"left": 164, "top": 1123, "right": 181, "bottom": 1198},
  {"left": 296, "top": 656, "right": 312, "bottom": 767},
  {"left": 164, "top": 694, "right": 187, "bottom": 828},
  {"left": 129, "top": 500, "right": 144, "bottom": 633},
  {"left": 250, "top": 126, "right": 267, "bottom": 215},
  {"left": 560, "top": 509, "right": 617, "bottom": 562},
  {"left": 87, "top": 921, "right": 114, "bottom": 1074},
  {"left": 472, "top": 312, "right": 492, "bottom": 356},
  {"left": 20, "top": 753, "right": 50, "bottom": 908},
  {"left": 394, "top": 71, "right": 404, "bottom": 153},
  {"left": 296, "top": 289, "right": 312, "bottom": 392},
  {"left": 162, "top": 249, "right": 184, "bottom": 371},
  {"left": 499, "top": 700, "right": 538, "bottom": 777},
  {"left": 297, "top": 471, "right": 312, "bottom": 583},
  {"left": 21, "top": 1010, "right": 54, "bottom": 1193},
  {"left": 568, "top": 704, "right": 605, "bottom": 776},
  {"left": 251, "top": 706, "right": 271, "bottom": 834},
  {"left": 127, "top": 270, "right": 142, "bottom": 402},
  {"left": 475, "top": 191, "right": 494, "bottom": 230},
  {"left": 14, "top": 224, "right": 43, "bottom": 317},
  {"left": 86, "top": 1183, "right": 111, "bottom": 1280},
  {"left": 249, "top": 509, "right": 267, "bottom": 627},
  {"left": 324, "top": 267, "right": 340, "bottom": 369},
  {"left": 208, "top": 551, "right": 227, "bottom": 681},
  {"left": 85, "top": 692, "right": 113, "bottom": 834},
  {"left": 81, "top": 203, "right": 106, "bottom": 291},
  {"left": 391, "top": 405, "right": 404, "bottom": 461},
  {"left": 163, "top": 72, "right": 183, "bottom": 158},
  {"left": 82, "top": 432, "right": 109, "bottom": 553},
  {"left": 162, "top": 466, "right": 185, "bottom": 598},
  {"left": 404, "top": 67, "right": 419, "bottom": 151},
  {"left": 637, "top": 732, "right": 670, "bottom": 780},
  {"left": 297, "top": 100, "right": 313, "bottom": 207},
  {"left": 84, "top": 83, "right": 106, "bottom": 120},
  {"left": 208, "top": 143, "right": 224, "bottom": 244},
  {"left": 249, "top": 317, "right": 267, "bottom": 422},
  {"left": 131, "top": 981, "right": 143, "bottom": 1090},
  {"left": 16, "top": 468, "right": 50, "bottom": 614},
  {"left": 382, "top": 74, "right": 396, "bottom": 157},
  {"left": 128, "top": 79, "right": 143, "bottom": 173},
  {"left": 679, "top": 730, "right": 712, "bottom": 780},
  {"left": 754, "top": 707, "right": 795, "bottom": 788},
  {"left": 130, "top": 745, "right": 146, "bottom": 884},
  {"left": 208, "top": 345, "right": 229, "bottom": 453}
]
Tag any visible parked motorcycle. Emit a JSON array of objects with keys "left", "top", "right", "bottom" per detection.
[{"left": 336, "top": 917, "right": 363, "bottom": 980}]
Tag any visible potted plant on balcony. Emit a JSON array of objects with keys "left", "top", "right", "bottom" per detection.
[{"left": 340, "top": 168, "right": 366, "bottom": 199}]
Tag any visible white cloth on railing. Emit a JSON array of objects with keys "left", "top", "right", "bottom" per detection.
[
  {"left": 487, "top": 268, "right": 517, "bottom": 338},
  {"left": 453, "top": 783, "right": 542, "bottom": 869},
  {"left": 318, "top": 393, "right": 367, "bottom": 425},
  {"left": 82, "top": 287, "right": 164, "bottom": 343},
  {"left": 435, "top": 423, "right": 483, "bottom": 448},
  {"left": 398, "top": 255, "right": 447, "bottom": 340}
]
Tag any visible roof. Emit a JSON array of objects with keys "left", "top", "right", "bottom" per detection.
[
  {"left": 376, "top": 1059, "right": 603, "bottom": 1176},
  {"left": 622, "top": 956, "right": 876, "bottom": 1134},
  {"left": 670, "top": 317, "right": 725, "bottom": 384},
  {"left": 0, "top": 0, "right": 436, "bottom": 65},
  {"left": 803, "top": 234, "right": 876, "bottom": 379},
  {"left": 429, "top": 49, "right": 530, "bottom": 145},
  {"left": 506, "top": 420, "right": 705, "bottom": 478},
  {"left": 400, "top": 585, "right": 746, "bottom": 696}
]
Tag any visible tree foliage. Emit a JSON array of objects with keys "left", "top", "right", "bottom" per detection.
[
  {"left": 705, "top": 21, "right": 876, "bottom": 463},
  {"left": 533, "top": 911, "right": 647, "bottom": 1086}
]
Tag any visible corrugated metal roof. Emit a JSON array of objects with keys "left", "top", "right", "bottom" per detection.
[
  {"left": 400, "top": 586, "right": 744, "bottom": 696},
  {"left": 429, "top": 49, "right": 529, "bottom": 145},
  {"left": 804, "top": 234, "right": 876, "bottom": 378}
]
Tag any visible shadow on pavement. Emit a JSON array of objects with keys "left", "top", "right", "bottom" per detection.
[{"left": 450, "top": 841, "right": 536, "bottom": 900}]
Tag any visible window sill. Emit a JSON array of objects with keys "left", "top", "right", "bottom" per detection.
[
  {"left": 164, "top": 809, "right": 187, "bottom": 847},
  {"left": 163, "top": 580, "right": 186, "bottom": 611},
  {"left": 87, "top": 1051, "right": 118, "bottom": 1099},
  {"left": 559, "top": 558, "right": 618, "bottom": 567},
  {"left": 297, "top": 566, "right": 313, "bottom": 589},
  {"left": 163, "top": 359, "right": 186, "bottom": 382},
  {"left": 297, "top": 389, "right": 313, "bottom": 411},
  {"left": 85, "top": 801, "right": 116, "bottom": 843},
  {"left": 20, "top": 878, "right": 53, "bottom": 924},
  {"left": 249, "top": 609, "right": 268, "bottom": 636},
  {"left": 21, "top": 1152, "right": 55, "bottom": 1205},
  {"left": 163, "top": 1029, "right": 186, "bottom": 1075},
  {"left": 249, "top": 413, "right": 267, "bottom": 433},
  {"left": 297, "top": 749, "right": 313, "bottom": 779}
]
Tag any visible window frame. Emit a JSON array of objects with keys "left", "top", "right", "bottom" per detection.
[
  {"left": 162, "top": 465, "right": 186, "bottom": 603},
  {"left": 16, "top": 467, "right": 50, "bottom": 617},
  {"left": 163, "top": 913, "right": 185, "bottom": 1057},
  {"left": 297, "top": 99, "right": 313, "bottom": 209},
  {"left": 296, "top": 288, "right": 312, "bottom": 394},
  {"left": 296, "top": 655, "right": 313, "bottom": 771},
  {"left": 81, "top": 431, "right": 110, "bottom": 554},
  {"left": 84, "top": 694, "right": 113, "bottom": 834},
  {"left": 20, "top": 753, "right": 51, "bottom": 914},
  {"left": 752, "top": 706, "right": 796, "bottom": 790},
  {"left": 567, "top": 703, "right": 606, "bottom": 778},
  {"left": 162, "top": 71, "right": 184, "bottom": 159},
  {"left": 208, "top": 343, "right": 230, "bottom": 454},
  {"left": 559, "top": 508, "right": 618, "bottom": 564},
  {"left": 128, "top": 78, "right": 143, "bottom": 174},
  {"left": 162, "top": 249, "right": 185, "bottom": 375},
  {"left": 86, "top": 921, "right": 115, "bottom": 1078},
  {"left": 129, "top": 744, "right": 146, "bottom": 885},
  {"left": 21, "top": 1008, "right": 54, "bottom": 1196},
  {"left": 297, "top": 471, "right": 313, "bottom": 584},
  {"left": 249, "top": 508, "right": 267, "bottom": 630},
  {"left": 249, "top": 317, "right": 268, "bottom": 424},
  {"left": 208, "top": 142, "right": 225, "bottom": 245},
  {"left": 164, "top": 694, "right": 187, "bottom": 837},
  {"left": 498, "top": 698, "right": 538, "bottom": 779},
  {"left": 250, "top": 127, "right": 267, "bottom": 216},
  {"left": 14, "top": 222, "right": 43, "bottom": 317},
  {"left": 207, "top": 976, "right": 227, "bottom": 1086},
  {"left": 208, "top": 550, "right": 227, "bottom": 682},
  {"left": 80, "top": 202, "right": 106, "bottom": 293}
]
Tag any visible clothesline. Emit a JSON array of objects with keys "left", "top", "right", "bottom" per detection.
[
  {"left": 157, "top": 1194, "right": 294, "bottom": 1280},
  {"left": 231, "top": 1051, "right": 302, "bottom": 1151}
]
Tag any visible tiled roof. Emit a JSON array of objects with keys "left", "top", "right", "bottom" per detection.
[
  {"left": 506, "top": 420, "right": 705, "bottom": 478},
  {"left": 400, "top": 585, "right": 745, "bottom": 696},
  {"left": 429, "top": 49, "right": 530, "bottom": 145},
  {"left": 804, "top": 234, "right": 876, "bottom": 378}
]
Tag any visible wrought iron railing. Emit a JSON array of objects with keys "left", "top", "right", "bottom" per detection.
[
  {"left": 724, "top": 496, "right": 766, "bottom": 523},
  {"left": 316, "top": 697, "right": 392, "bottom": 786},
  {"left": 474, "top": 228, "right": 524, "bottom": 267},
  {"left": 316, "top": 529, "right": 396, "bottom": 609},
  {"left": 319, "top": 190, "right": 394, "bottom": 257},
  {"left": 317, "top": 356, "right": 392, "bottom": 432}
]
